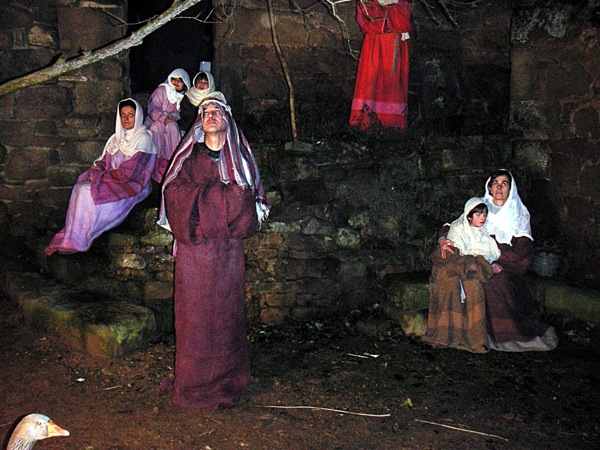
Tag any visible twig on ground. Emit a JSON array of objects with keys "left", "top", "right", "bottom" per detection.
[
  {"left": 415, "top": 419, "right": 509, "bottom": 441},
  {"left": 255, "top": 405, "right": 391, "bottom": 418}
]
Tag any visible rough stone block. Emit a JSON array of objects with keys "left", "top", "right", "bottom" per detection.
[
  {"left": 0, "top": 185, "right": 28, "bottom": 202},
  {"left": 58, "top": 7, "right": 125, "bottom": 52},
  {"left": 147, "top": 255, "right": 174, "bottom": 274},
  {"left": 573, "top": 107, "right": 599, "bottom": 140},
  {"left": 74, "top": 80, "right": 123, "bottom": 115},
  {"left": 260, "top": 306, "right": 289, "bottom": 325},
  {"left": 289, "top": 306, "right": 319, "bottom": 321},
  {"left": 245, "top": 232, "right": 284, "bottom": 251},
  {"left": 105, "top": 232, "right": 137, "bottom": 248},
  {"left": 78, "top": 58, "right": 124, "bottom": 80},
  {"left": 0, "top": 4, "right": 32, "bottom": 28},
  {"left": 37, "top": 188, "right": 71, "bottom": 208},
  {"left": 544, "top": 284, "right": 600, "bottom": 323},
  {"left": 383, "top": 305, "right": 427, "bottom": 337},
  {"left": 0, "top": 92, "right": 15, "bottom": 114},
  {"left": 6, "top": 201, "right": 45, "bottom": 236},
  {"left": 141, "top": 229, "right": 173, "bottom": 247},
  {"left": 19, "top": 290, "right": 156, "bottom": 358},
  {"left": 46, "top": 166, "right": 79, "bottom": 187},
  {"left": 0, "top": 121, "right": 34, "bottom": 147},
  {"left": 0, "top": 49, "right": 55, "bottom": 83},
  {"left": 27, "top": 24, "right": 57, "bottom": 48},
  {"left": 383, "top": 273, "right": 430, "bottom": 311},
  {"left": 115, "top": 253, "right": 147, "bottom": 270},
  {"left": 144, "top": 295, "right": 173, "bottom": 335},
  {"left": 144, "top": 281, "right": 173, "bottom": 301},
  {"left": 215, "top": 10, "right": 276, "bottom": 45},
  {"left": 47, "top": 252, "right": 108, "bottom": 286},
  {"left": 0, "top": 30, "right": 10, "bottom": 52},
  {"left": 24, "top": 179, "right": 49, "bottom": 191},
  {"left": 261, "top": 292, "right": 296, "bottom": 308},
  {"left": 18, "top": 86, "right": 71, "bottom": 119}
]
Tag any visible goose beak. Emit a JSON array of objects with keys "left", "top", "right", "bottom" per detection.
[{"left": 47, "top": 420, "right": 70, "bottom": 438}]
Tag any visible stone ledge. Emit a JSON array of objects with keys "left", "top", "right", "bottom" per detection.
[
  {"left": 0, "top": 257, "right": 156, "bottom": 358},
  {"left": 382, "top": 272, "right": 600, "bottom": 334},
  {"left": 528, "top": 277, "right": 600, "bottom": 323}
]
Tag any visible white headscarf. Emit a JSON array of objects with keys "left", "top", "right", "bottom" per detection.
[
  {"left": 483, "top": 170, "right": 533, "bottom": 245},
  {"left": 160, "top": 68, "right": 191, "bottom": 109},
  {"left": 100, "top": 98, "right": 156, "bottom": 159},
  {"left": 185, "top": 71, "right": 216, "bottom": 107},
  {"left": 447, "top": 197, "right": 501, "bottom": 263}
]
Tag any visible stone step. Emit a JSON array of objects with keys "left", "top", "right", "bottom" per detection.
[
  {"left": 382, "top": 271, "right": 600, "bottom": 336},
  {"left": 0, "top": 257, "right": 156, "bottom": 358}
]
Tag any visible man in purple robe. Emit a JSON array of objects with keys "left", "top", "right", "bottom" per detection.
[{"left": 158, "top": 92, "right": 269, "bottom": 409}]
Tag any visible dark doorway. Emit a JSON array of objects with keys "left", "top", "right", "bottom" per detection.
[{"left": 128, "top": 0, "right": 214, "bottom": 94}]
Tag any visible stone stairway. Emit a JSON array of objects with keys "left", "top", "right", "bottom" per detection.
[{"left": 0, "top": 203, "right": 174, "bottom": 358}]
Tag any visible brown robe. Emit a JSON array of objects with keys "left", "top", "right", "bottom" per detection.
[
  {"left": 423, "top": 249, "right": 494, "bottom": 353},
  {"left": 484, "top": 236, "right": 549, "bottom": 343},
  {"left": 163, "top": 144, "right": 259, "bottom": 409}
]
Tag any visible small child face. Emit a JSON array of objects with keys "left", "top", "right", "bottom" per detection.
[
  {"left": 170, "top": 77, "right": 186, "bottom": 92},
  {"left": 195, "top": 77, "right": 209, "bottom": 89},
  {"left": 468, "top": 211, "right": 487, "bottom": 228}
]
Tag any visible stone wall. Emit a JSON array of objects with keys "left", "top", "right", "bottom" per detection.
[
  {"left": 509, "top": 1, "right": 600, "bottom": 287},
  {"left": 34, "top": 136, "right": 521, "bottom": 329},
  {"left": 212, "top": 0, "right": 360, "bottom": 142},
  {"left": 0, "top": 0, "right": 598, "bottom": 319},
  {"left": 0, "top": 0, "right": 128, "bottom": 239},
  {"left": 212, "top": 0, "right": 513, "bottom": 140}
]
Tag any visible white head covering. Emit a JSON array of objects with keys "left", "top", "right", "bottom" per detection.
[
  {"left": 185, "top": 71, "right": 216, "bottom": 107},
  {"left": 160, "top": 68, "right": 191, "bottom": 110},
  {"left": 447, "top": 197, "right": 501, "bottom": 263},
  {"left": 483, "top": 170, "right": 533, "bottom": 245},
  {"left": 99, "top": 98, "right": 156, "bottom": 159}
]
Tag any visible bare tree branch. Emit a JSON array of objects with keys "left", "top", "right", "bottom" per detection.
[
  {"left": 321, "top": 0, "right": 359, "bottom": 58},
  {"left": 0, "top": 0, "right": 205, "bottom": 97},
  {"left": 267, "top": 0, "right": 298, "bottom": 141},
  {"left": 418, "top": 0, "right": 442, "bottom": 25},
  {"left": 435, "top": 0, "right": 458, "bottom": 27}
]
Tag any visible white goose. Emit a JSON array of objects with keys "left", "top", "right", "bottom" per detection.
[{"left": 6, "top": 414, "right": 69, "bottom": 450}]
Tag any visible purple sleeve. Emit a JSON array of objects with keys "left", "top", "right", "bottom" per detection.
[
  {"left": 163, "top": 158, "right": 203, "bottom": 245},
  {"left": 148, "top": 86, "right": 181, "bottom": 122},
  {"left": 147, "top": 86, "right": 169, "bottom": 123},
  {"left": 199, "top": 183, "right": 259, "bottom": 239}
]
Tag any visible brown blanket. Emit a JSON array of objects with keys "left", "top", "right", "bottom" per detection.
[{"left": 422, "top": 248, "right": 494, "bottom": 353}]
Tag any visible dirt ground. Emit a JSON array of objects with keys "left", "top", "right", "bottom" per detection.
[{"left": 1, "top": 296, "right": 599, "bottom": 450}]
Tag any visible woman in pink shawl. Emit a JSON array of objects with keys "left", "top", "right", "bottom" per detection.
[
  {"left": 45, "top": 98, "right": 157, "bottom": 256},
  {"left": 157, "top": 92, "right": 269, "bottom": 409},
  {"left": 145, "top": 68, "right": 191, "bottom": 183}
]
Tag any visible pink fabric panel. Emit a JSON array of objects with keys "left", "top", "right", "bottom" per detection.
[
  {"left": 45, "top": 151, "right": 155, "bottom": 255},
  {"left": 83, "top": 151, "right": 156, "bottom": 205},
  {"left": 144, "top": 85, "right": 183, "bottom": 182},
  {"left": 44, "top": 181, "right": 152, "bottom": 255}
]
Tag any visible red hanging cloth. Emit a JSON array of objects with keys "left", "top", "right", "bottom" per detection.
[{"left": 350, "top": 0, "right": 412, "bottom": 131}]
